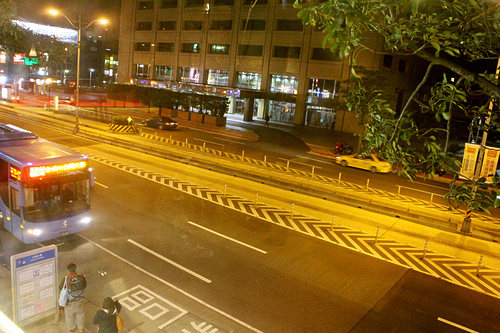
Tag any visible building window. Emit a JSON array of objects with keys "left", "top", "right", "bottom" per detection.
[
  {"left": 161, "top": 0, "right": 178, "bottom": 8},
  {"left": 137, "top": 1, "right": 154, "bottom": 10},
  {"left": 210, "top": 20, "right": 232, "bottom": 30},
  {"left": 213, "top": 0, "right": 234, "bottom": 5},
  {"left": 276, "top": 19, "right": 303, "bottom": 31},
  {"left": 383, "top": 54, "right": 393, "bottom": 68},
  {"left": 243, "top": 0, "right": 268, "bottom": 4},
  {"left": 236, "top": 72, "right": 262, "bottom": 90},
  {"left": 155, "top": 65, "right": 174, "bottom": 80},
  {"left": 305, "top": 106, "right": 336, "bottom": 129},
  {"left": 185, "top": 0, "right": 204, "bottom": 7},
  {"left": 181, "top": 43, "right": 201, "bottom": 53},
  {"left": 268, "top": 100, "right": 296, "bottom": 123},
  {"left": 183, "top": 20, "right": 203, "bottom": 30},
  {"left": 206, "top": 69, "right": 229, "bottom": 86},
  {"left": 308, "top": 78, "right": 339, "bottom": 100},
  {"left": 208, "top": 44, "right": 230, "bottom": 54},
  {"left": 398, "top": 59, "right": 407, "bottom": 73},
  {"left": 238, "top": 44, "right": 263, "bottom": 56},
  {"left": 136, "top": 21, "right": 153, "bottom": 31},
  {"left": 134, "top": 64, "right": 150, "bottom": 78},
  {"left": 270, "top": 74, "right": 298, "bottom": 94},
  {"left": 178, "top": 67, "right": 200, "bottom": 83},
  {"left": 157, "top": 43, "right": 174, "bottom": 52},
  {"left": 135, "top": 42, "right": 151, "bottom": 51},
  {"left": 311, "top": 48, "right": 339, "bottom": 61},
  {"left": 241, "top": 19, "right": 266, "bottom": 31},
  {"left": 273, "top": 46, "right": 301, "bottom": 59},
  {"left": 159, "top": 21, "right": 176, "bottom": 30}
]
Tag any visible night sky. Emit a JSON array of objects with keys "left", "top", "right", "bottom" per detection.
[{"left": 14, "top": 0, "right": 121, "bottom": 28}]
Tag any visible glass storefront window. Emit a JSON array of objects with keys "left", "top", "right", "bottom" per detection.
[
  {"left": 206, "top": 69, "right": 229, "bottom": 86},
  {"left": 308, "top": 78, "right": 339, "bottom": 100},
  {"left": 270, "top": 74, "right": 298, "bottom": 94},
  {"left": 155, "top": 65, "right": 174, "bottom": 80},
  {"left": 134, "top": 64, "right": 150, "bottom": 78},
  {"left": 305, "top": 106, "right": 336, "bottom": 129},
  {"left": 233, "top": 98, "right": 260, "bottom": 115},
  {"left": 268, "top": 100, "right": 295, "bottom": 123},
  {"left": 178, "top": 67, "right": 200, "bottom": 83},
  {"left": 236, "top": 72, "right": 261, "bottom": 90}
]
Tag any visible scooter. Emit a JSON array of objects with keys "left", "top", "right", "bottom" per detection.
[{"left": 335, "top": 142, "right": 353, "bottom": 155}]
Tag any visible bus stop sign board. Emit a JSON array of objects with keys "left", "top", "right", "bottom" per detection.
[{"left": 10, "top": 245, "right": 58, "bottom": 327}]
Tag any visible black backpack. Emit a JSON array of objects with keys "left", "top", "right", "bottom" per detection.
[{"left": 66, "top": 275, "right": 84, "bottom": 300}]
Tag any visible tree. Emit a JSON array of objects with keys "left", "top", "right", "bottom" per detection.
[
  {"left": 0, "top": 0, "right": 31, "bottom": 52},
  {"left": 0, "top": 0, "right": 74, "bottom": 76},
  {"left": 294, "top": 0, "right": 500, "bottom": 217}
]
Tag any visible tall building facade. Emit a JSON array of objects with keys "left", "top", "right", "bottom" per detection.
[{"left": 118, "top": 0, "right": 425, "bottom": 132}]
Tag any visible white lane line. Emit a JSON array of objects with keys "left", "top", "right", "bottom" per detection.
[
  {"left": 437, "top": 317, "right": 479, "bottom": 332},
  {"left": 297, "top": 155, "right": 332, "bottom": 164},
  {"left": 78, "top": 234, "right": 263, "bottom": 333},
  {"left": 215, "top": 137, "right": 246, "bottom": 145},
  {"left": 188, "top": 221, "right": 267, "bottom": 254},
  {"left": 95, "top": 181, "right": 109, "bottom": 188},
  {"left": 407, "top": 180, "right": 447, "bottom": 191},
  {"left": 127, "top": 239, "right": 212, "bottom": 283}
]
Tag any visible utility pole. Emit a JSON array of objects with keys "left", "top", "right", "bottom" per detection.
[{"left": 462, "top": 58, "right": 500, "bottom": 233}]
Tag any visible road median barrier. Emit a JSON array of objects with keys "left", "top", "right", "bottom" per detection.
[
  {"left": 2, "top": 102, "right": 499, "bottom": 242},
  {"left": 108, "top": 123, "right": 139, "bottom": 133}
]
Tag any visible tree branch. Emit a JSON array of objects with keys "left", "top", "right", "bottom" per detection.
[
  {"left": 388, "top": 62, "right": 435, "bottom": 145},
  {"left": 444, "top": 77, "right": 465, "bottom": 158},
  {"left": 416, "top": 49, "right": 500, "bottom": 99}
]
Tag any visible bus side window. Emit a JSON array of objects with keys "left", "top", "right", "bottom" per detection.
[
  {"left": 25, "top": 188, "right": 35, "bottom": 206},
  {"left": 10, "top": 188, "right": 20, "bottom": 215},
  {"left": 0, "top": 160, "right": 8, "bottom": 204}
]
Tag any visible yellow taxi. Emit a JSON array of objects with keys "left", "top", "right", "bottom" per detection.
[{"left": 335, "top": 153, "right": 392, "bottom": 173}]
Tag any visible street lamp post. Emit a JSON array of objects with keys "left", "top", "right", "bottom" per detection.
[{"left": 49, "top": 10, "right": 107, "bottom": 133}]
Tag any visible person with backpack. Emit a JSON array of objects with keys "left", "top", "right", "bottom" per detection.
[
  {"left": 59, "top": 262, "right": 87, "bottom": 333},
  {"left": 93, "top": 297, "right": 122, "bottom": 333}
]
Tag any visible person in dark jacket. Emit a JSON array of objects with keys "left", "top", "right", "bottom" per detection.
[{"left": 93, "top": 297, "right": 122, "bottom": 333}]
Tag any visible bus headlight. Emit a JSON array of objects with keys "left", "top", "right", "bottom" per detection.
[
  {"left": 81, "top": 217, "right": 91, "bottom": 224},
  {"left": 28, "top": 229, "right": 42, "bottom": 236}
]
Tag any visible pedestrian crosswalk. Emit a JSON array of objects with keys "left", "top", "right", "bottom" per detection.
[{"left": 84, "top": 153, "right": 500, "bottom": 298}]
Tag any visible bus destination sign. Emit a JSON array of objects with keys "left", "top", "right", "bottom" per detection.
[
  {"left": 29, "top": 161, "right": 87, "bottom": 178},
  {"left": 10, "top": 165, "right": 21, "bottom": 181}
]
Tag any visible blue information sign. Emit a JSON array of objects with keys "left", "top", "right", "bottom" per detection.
[{"left": 15, "top": 248, "right": 56, "bottom": 269}]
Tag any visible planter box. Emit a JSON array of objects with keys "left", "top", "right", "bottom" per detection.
[
  {"left": 191, "top": 112, "right": 205, "bottom": 124},
  {"left": 204, "top": 115, "right": 226, "bottom": 127},
  {"left": 161, "top": 108, "right": 177, "bottom": 118},
  {"left": 177, "top": 110, "right": 191, "bottom": 120}
]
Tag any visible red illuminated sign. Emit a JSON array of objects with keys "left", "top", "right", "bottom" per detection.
[
  {"left": 29, "top": 161, "right": 87, "bottom": 178},
  {"left": 13, "top": 53, "right": 25, "bottom": 64},
  {"left": 10, "top": 165, "right": 21, "bottom": 181}
]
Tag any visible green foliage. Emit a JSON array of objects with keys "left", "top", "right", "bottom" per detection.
[
  {"left": 0, "top": 0, "right": 74, "bottom": 70},
  {"left": 445, "top": 177, "right": 497, "bottom": 214},
  {"left": 294, "top": 0, "right": 500, "bottom": 214},
  {"left": 208, "top": 96, "right": 229, "bottom": 117}
]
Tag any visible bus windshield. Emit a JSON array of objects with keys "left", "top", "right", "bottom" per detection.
[{"left": 22, "top": 174, "right": 90, "bottom": 222}]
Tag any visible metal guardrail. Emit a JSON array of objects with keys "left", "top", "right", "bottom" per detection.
[
  {"left": 397, "top": 185, "right": 440, "bottom": 203},
  {"left": 136, "top": 131, "right": 500, "bottom": 229}
]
